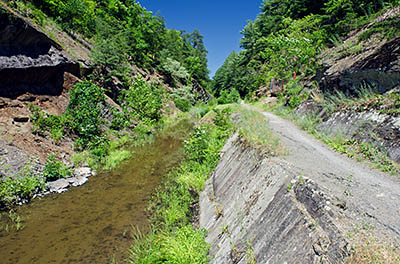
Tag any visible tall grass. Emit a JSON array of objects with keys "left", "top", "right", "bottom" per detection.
[
  {"left": 127, "top": 108, "right": 233, "bottom": 263},
  {"left": 237, "top": 108, "right": 284, "bottom": 155}
]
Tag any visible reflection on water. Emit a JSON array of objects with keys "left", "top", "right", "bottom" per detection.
[{"left": 0, "top": 119, "right": 192, "bottom": 264}]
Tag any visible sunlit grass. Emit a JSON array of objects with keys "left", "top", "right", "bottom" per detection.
[
  {"left": 127, "top": 110, "right": 232, "bottom": 263},
  {"left": 236, "top": 107, "right": 285, "bottom": 156},
  {"left": 346, "top": 225, "right": 400, "bottom": 264}
]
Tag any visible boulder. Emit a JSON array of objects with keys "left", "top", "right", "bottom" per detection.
[
  {"left": 73, "top": 167, "right": 93, "bottom": 178},
  {"left": 46, "top": 178, "right": 70, "bottom": 193}
]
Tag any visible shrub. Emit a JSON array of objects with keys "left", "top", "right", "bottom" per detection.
[
  {"left": 184, "top": 125, "right": 212, "bottom": 163},
  {"left": 162, "top": 58, "right": 190, "bottom": 86},
  {"left": 66, "top": 81, "right": 105, "bottom": 149},
  {"left": 42, "top": 154, "right": 71, "bottom": 181},
  {"left": 217, "top": 89, "right": 241, "bottom": 104},
  {"left": 0, "top": 162, "right": 44, "bottom": 206},
  {"left": 174, "top": 97, "right": 191, "bottom": 112},
  {"left": 28, "top": 104, "right": 67, "bottom": 140},
  {"left": 121, "top": 77, "right": 163, "bottom": 123}
]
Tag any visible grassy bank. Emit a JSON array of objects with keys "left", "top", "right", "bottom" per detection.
[
  {"left": 127, "top": 104, "right": 285, "bottom": 263},
  {"left": 127, "top": 108, "right": 233, "bottom": 263}
]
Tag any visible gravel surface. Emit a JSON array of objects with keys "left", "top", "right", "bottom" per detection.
[{"left": 261, "top": 111, "right": 400, "bottom": 240}]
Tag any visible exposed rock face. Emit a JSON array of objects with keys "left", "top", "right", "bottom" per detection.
[
  {"left": 200, "top": 134, "right": 349, "bottom": 263},
  {"left": 318, "top": 8, "right": 400, "bottom": 95},
  {"left": 319, "top": 110, "right": 400, "bottom": 163},
  {"left": 0, "top": 5, "right": 80, "bottom": 98}
]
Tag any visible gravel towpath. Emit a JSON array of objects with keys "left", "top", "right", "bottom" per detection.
[{"left": 261, "top": 111, "right": 400, "bottom": 240}]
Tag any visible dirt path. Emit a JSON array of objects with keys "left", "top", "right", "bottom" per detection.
[{"left": 260, "top": 111, "right": 400, "bottom": 240}]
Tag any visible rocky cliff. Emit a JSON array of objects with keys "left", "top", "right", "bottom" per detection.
[
  {"left": 0, "top": 5, "right": 83, "bottom": 178},
  {"left": 0, "top": 5, "right": 79, "bottom": 98},
  {"left": 200, "top": 134, "right": 350, "bottom": 263},
  {"left": 318, "top": 7, "right": 400, "bottom": 95}
]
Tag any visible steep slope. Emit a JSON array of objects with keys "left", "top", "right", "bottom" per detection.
[
  {"left": 0, "top": 0, "right": 212, "bottom": 206},
  {"left": 318, "top": 7, "right": 400, "bottom": 95},
  {"left": 200, "top": 107, "right": 400, "bottom": 263},
  {"left": 200, "top": 134, "right": 350, "bottom": 263}
]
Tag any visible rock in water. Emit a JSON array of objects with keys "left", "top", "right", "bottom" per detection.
[{"left": 46, "top": 179, "right": 70, "bottom": 193}]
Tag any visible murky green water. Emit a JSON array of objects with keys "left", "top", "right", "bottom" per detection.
[{"left": 0, "top": 119, "right": 192, "bottom": 264}]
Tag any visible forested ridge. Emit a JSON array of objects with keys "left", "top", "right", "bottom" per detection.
[{"left": 212, "top": 0, "right": 400, "bottom": 102}]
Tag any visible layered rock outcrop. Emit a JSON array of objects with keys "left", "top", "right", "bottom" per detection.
[
  {"left": 200, "top": 134, "right": 349, "bottom": 263},
  {"left": 0, "top": 5, "right": 79, "bottom": 98},
  {"left": 318, "top": 8, "right": 400, "bottom": 95}
]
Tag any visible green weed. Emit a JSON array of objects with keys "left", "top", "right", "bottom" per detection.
[
  {"left": 103, "top": 149, "right": 131, "bottom": 171},
  {"left": 128, "top": 106, "right": 233, "bottom": 263},
  {"left": 0, "top": 162, "right": 44, "bottom": 207},
  {"left": 42, "top": 154, "right": 72, "bottom": 181},
  {"left": 237, "top": 107, "right": 284, "bottom": 155}
]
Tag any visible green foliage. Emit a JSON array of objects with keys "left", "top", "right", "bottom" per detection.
[
  {"left": 173, "top": 97, "right": 192, "bottom": 112},
  {"left": 87, "top": 136, "right": 111, "bottom": 162},
  {"left": 42, "top": 154, "right": 72, "bottom": 181},
  {"left": 284, "top": 81, "right": 310, "bottom": 109},
  {"left": 217, "top": 88, "right": 241, "bottom": 104},
  {"left": 28, "top": 104, "right": 66, "bottom": 140},
  {"left": 184, "top": 120, "right": 231, "bottom": 165},
  {"left": 30, "top": 81, "right": 106, "bottom": 149},
  {"left": 213, "top": 0, "right": 399, "bottom": 99},
  {"left": 121, "top": 77, "right": 163, "bottom": 123},
  {"left": 14, "top": 0, "right": 210, "bottom": 92},
  {"left": 30, "top": 0, "right": 96, "bottom": 34},
  {"left": 29, "top": 81, "right": 113, "bottom": 166},
  {"left": 358, "top": 16, "right": 400, "bottom": 41},
  {"left": 171, "top": 86, "right": 195, "bottom": 112},
  {"left": 129, "top": 108, "right": 233, "bottom": 263},
  {"left": 0, "top": 163, "right": 44, "bottom": 207},
  {"left": 129, "top": 225, "right": 209, "bottom": 264},
  {"left": 184, "top": 125, "right": 214, "bottom": 164},
  {"left": 110, "top": 107, "right": 130, "bottom": 130},
  {"left": 66, "top": 81, "right": 105, "bottom": 146},
  {"left": 103, "top": 149, "right": 131, "bottom": 171},
  {"left": 162, "top": 58, "right": 190, "bottom": 86}
]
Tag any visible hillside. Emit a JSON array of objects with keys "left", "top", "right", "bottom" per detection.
[
  {"left": 213, "top": 0, "right": 400, "bottom": 173},
  {"left": 0, "top": 0, "right": 399, "bottom": 263},
  {"left": 0, "top": 0, "right": 212, "bottom": 205}
]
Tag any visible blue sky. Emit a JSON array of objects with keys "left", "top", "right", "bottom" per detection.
[{"left": 137, "top": 1, "right": 262, "bottom": 78}]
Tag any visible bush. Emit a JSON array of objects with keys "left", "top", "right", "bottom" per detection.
[
  {"left": 162, "top": 58, "right": 190, "bottom": 86},
  {"left": 121, "top": 77, "right": 163, "bottom": 123},
  {"left": 42, "top": 154, "right": 71, "bottom": 181},
  {"left": 217, "top": 89, "right": 241, "bottom": 104},
  {"left": 29, "top": 104, "right": 67, "bottom": 140},
  {"left": 0, "top": 162, "right": 44, "bottom": 206},
  {"left": 174, "top": 97, "right": 192, "bottom": 112},
  {"left": 66, "top": 81, "right": 105, "bottom": 149}
]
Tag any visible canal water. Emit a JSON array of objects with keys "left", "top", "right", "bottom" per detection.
[{"left": 0, "top": 118, "right": 192, "bottom": 264}]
